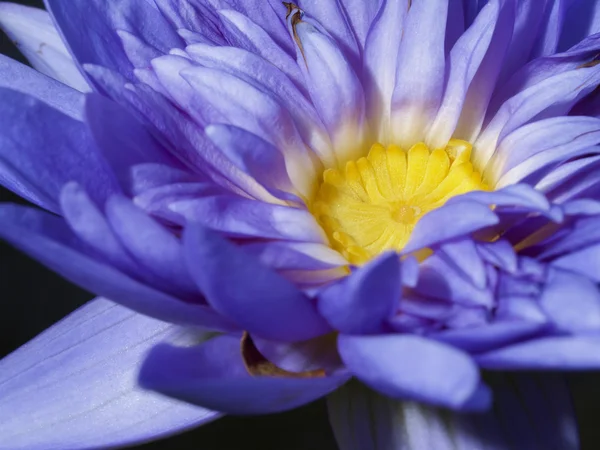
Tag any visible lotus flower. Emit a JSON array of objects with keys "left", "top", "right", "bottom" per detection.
[{"left": 2, "top": 0, "right": 600, "bottom": 448}]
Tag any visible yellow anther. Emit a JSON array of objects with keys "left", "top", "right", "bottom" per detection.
[{"left": 311, "top": 140, "right": 489, "bottom": 265}]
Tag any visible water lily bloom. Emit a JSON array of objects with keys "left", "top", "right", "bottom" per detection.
[{"left": 3, "top": 0, "right": 600, "bottom": 448}]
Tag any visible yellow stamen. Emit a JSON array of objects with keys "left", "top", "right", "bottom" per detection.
[{"left": 311, "top": 140, "right": 489, "bottom": 264}]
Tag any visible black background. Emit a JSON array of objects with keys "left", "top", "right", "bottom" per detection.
[{"left": 1, "top": 1, "right": 600, "bottom": 449}]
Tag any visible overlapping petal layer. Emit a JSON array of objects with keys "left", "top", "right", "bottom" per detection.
[{"left": 2, "top": 0, "right": 600, "bottom": 447}]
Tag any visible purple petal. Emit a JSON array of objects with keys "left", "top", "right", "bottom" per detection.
[
  {"left": 180, "top": 65, "right": 318, "bottom": 196},
  {"left": 338, "top": 334, "right": 490, "bottom": 411},
  {"left": 243, "top": 241, "right": 346, "bottom": 271},
  {"left": 0, "top": 54, "right": 83, "bottom": 120},
  {"left": 539, "top": 268, "right": 600, "bottom": 333},
  {"left": 292, "top": 15, "right": 366, "bottom": 163},
  {"left": 477, "top": 336, "right": 600, "bottom": 369},
  {"left": 318, "top": 252, "right": 401, "bottom": 334},
  {"left": 0, "top": 298, "right": 220, "bottom": 450},
  {"left": 0, "top": 204, "right": 234, "bottom": 329},
  {"left": 84, "top": 93, "right": 184, "bottom": 194},
  {"left": 171, "top": 194, "right": 325, "bottom": 242},
  {"left": 494, "top": 116, "right": 600, "bottom": 186},
  {"left": 559, "top": 0, "right": 600, "bottom": 50},
  {"left": 403, "top": 200, "right": 499, "bottom": 253},
  {"left": 217, "top": 9, "right": 303, "bottom": 87},
  {"left": 105, "top": 195, "right": 199, "bottom": 296},
  {"left": 430, "top": 320, "right": 547, "bottom": 354},
  {"left": 0, "top": 3, "right": 89, "bottom": 91},
  {"left": 0, "top": 88, "right": 118, "bottom": 212},
  {"left": 185, "top": 43, "right": 334, "bottom": 166},
  {"left": 362, "top": 0, "right": 408, "bottom": 141},
  {"left": 551, "top": 243, "right": 600, "bottom": 282},
  {"left": 183, "top": 224, "right": 331, "bottom": 341},
  {"left": 205, "top": 124, "right": 294, "bottom": 194},
  {"left": 439, "top": 239, "right": 488, "bottom": 289},
  {"left": 139, "top": 334, "right": 349, "bottom": 414},
  {"left": 45, "top": 0, "right": 183, "bottom": 81},
  {"left": 390, "top": 0, "right": 447, "bottom": 147},
  {"left": 296, "top": 0, "right": 361, "bottom": 71},
  {"left": 450, "top": 0, "right": 516, "bottom": 143},
  {"left": 60, "top": 183, "right": 140, "bottom": 275},
  {"left": 476, "top": 65, "right": 600, "bottom": 169}
]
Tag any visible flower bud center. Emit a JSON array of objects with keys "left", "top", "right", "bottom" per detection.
[{"left": 311, "top": 140, "right": 489, "bottom": 264}]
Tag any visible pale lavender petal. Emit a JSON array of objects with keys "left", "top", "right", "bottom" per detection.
[
  {"left": 475, "top": 65, "right": 600, "bottom": 169},
  {"left": 296, "top": 0, "right": 360, "bottom": 70},
  {"left": 493, "top": 116, "right": 600, "bottom": 186},
  {"left": 450, "top": 0, "right": 515, "bottom": 143},
  {"left": 171, "top": 195, "right": 325, "bottom": 242},
  {"left": 390, "top": 0, "right": 447, "bottom": 147},
  {"left": 217, "top": 9, "right": 304, "bottom": 88},
  {"left": 363, "top": 0, "right": 409, "bottom": 141},
  {"left": 292, "top": 16, "right": 366, "bottom": 164},
  {"left": 0, "top": 298, "right": 220, "bottom": 450},
  {"left": 180, "top": 65, "right": 318, "bottom": 196},
  {"left": 185, "top": 43, "right": 334, "bottom": 166},
  {"left": 243, "top": 241, "right": 346, "bottom": 271},
  {"left": 0, "top": 3, "right": 89, "bottom": 91},
  {"left": 426, "top": 0, "right": 501, "bottom": 149}
]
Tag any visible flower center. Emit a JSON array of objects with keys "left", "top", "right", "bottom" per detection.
[{"left": 311, "top": 140, "right": 489, "bottom": 264}]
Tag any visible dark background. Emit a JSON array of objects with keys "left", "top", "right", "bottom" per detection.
[{"left": 2, "top": 1, "right": 600, "bottom": 449}]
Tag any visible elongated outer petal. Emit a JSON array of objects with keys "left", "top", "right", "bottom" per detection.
[
  {"left": 0, "top": 88, "right": 118, "bottom": 213},
  {"left": 0, "top": 204, "right": 236, "bottom": 330},
  {"left": 0, "top": 297, "right": 220, "bottom": 450},
  {"left": 140, "top": 334, "right": 350, "bottom": 415},
  {"left": 338, "top": 334, "right": 490, "bottom": 411},
  {"left": 318, "top": 252, "right": 401, "bottom": 334},
  {"left": 44, "top": 0, "right": 183, "bottom": 81},
  {"left": 327, "top": 375, "right": 578, "bottom": 450},
  {"left": 183, "top": 225, "right": 331, "bottom": 341},
  {"left": 293, "top": 17, "right": 367, "bottom": 164},
  {"left": 391, "top": 0, "right": 447, "bottom": 148},
  {"left": 0, "top": 3, "right": 89, "bottom": 91},
  {"left": 477, "top": 336, "right": 600, "bottom": 369}
]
